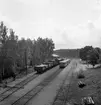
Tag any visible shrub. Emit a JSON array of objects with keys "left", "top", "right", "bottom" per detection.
[
  {"left": 78, "top": 81, "right": 86, "bottom": 88},
  {"left": 77, "top": 70, "right": 85, "bottom": 79}
]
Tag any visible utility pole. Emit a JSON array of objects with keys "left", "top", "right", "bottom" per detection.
[
  {"left": 0, "top": 48, "right": 7, "bottom": 83},
  {"left": 25, "top": 49, "right": 27, "bottom": 75}
]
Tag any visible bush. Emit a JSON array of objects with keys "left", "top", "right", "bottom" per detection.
[
  {"left": 77, "top": 70, "right": 85, "bottom": 79},
  {"left": 78, "top": 81, "right": 86, "bottom": 88},
  {"left": 2, "top": 67, "right": 16, "bottom": 80},
  {"left": 77, "top": 74, "right": 85, "bottom": 79},
  {"left": 0, "top": 57, "right": 16, "bottom": 80}
]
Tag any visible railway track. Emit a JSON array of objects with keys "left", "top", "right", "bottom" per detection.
[
  {"left": 52, "top": 65, "right": 75, "bottom": 105},
  {"left": 0, "top": 72, "right": 39, "bottom": 102},
  {"left": 11, "top": 68, "right": 63, "bottom": 105},
  {"left": 0, "top": 65, "right": 59, "bottom": 102}
]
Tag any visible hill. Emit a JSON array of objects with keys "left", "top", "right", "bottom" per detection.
[{"left": 54, "top": 49, "right": 80, "bottom": 58}]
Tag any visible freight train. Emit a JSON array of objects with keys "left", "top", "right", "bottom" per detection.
[{"left": 34, "top": 58, "right": 70, "bottom": 73}]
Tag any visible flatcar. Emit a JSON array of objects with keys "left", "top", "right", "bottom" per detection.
[
  {"left": 43, "top": 62, "right": 52, "bottom": 69},
  {"left": 53, "top": 59, "right": 60, "bottom": 66},
  {"left": 34, "top": 64, "right": 48, "bottom": 73},
  {"left": 48, "top": 59, "right": 58, "bottom": 67},
  {"left": 47, "top": 61, "right": 54, "bottom": 68},
  {"left": 59, "top": 59, "right": 70, "bottom": 68}
]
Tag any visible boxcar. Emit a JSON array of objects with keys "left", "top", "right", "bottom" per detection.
[{"left": 43, "top": 62, "right": 52, "bottom": 69}]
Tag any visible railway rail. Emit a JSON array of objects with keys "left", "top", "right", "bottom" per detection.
[
  {"left": 0, "top": 72, "right": 39, "bottom": 102},
  {"left": 11, "top": 68, "right": 63, "bottom": 105},
  {"left": 0, "top": 65, "right": 59, "bottom": 102},
  {"left": 52, "top": 65, "right": 75, "bottom": 105}
]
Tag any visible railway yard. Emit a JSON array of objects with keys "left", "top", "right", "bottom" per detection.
[
  {"left": 0, "top": 1, "right": 101, "bottom": 104},
  {"left": 0, "top": 59, "right": 101, "bottom": 105}
]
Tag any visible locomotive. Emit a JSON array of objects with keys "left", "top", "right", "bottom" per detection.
[{"left": 59, "top": 59, "right": 71, "bottom": 68}]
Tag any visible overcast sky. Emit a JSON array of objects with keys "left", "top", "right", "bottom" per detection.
[{"left": 0, "top": 0, "right": 101, "bottom": 49}]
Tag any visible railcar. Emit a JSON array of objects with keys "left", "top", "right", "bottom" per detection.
[
  {"left": 57, "top": 58, "right": 64, "bottom": 64},
  {"left": 53, "top": 59, "right": 60, "bottom": 66},
  {"left": 48, "top": 60, "right": 57, "bottom": 67},
  {"left": 34, "top": 64, "right": 48, "bottom": 73},
  {"left": 59, "top": 59, "right": 70, "bottom": 68},
  {"left": 43, "top": 62, "right": 52, "bottom": 69},
  {"left": 34, "top": 58, "right": 61, "bottom": 73},
  {"left": 47, "top": 60, "right": 55, "bottom": 68}
]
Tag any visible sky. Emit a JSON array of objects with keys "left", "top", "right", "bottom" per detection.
[{"left": 0, "top": 0, "right": 101, "bottom": 49}]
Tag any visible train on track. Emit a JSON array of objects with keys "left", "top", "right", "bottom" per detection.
[
  {"left": 34, "top": 58, "right": 71, "bottom": 73},
  {"left": 59, "top": 59, "right": 71, "bottom": 68}
]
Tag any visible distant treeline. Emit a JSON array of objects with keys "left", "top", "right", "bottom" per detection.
[
  {"left": 79, "top": 46, "right": 101, "bottom": 67},
  {"left": 54, "top": 49, "right": 79, "bottom": 58},
  {"left": 55, "top": 46, "right": 101, "bottom": 67}
]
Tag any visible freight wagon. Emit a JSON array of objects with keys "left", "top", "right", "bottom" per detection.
[{"left": 34, "top": 58, "right": 61, "bottom": 74}]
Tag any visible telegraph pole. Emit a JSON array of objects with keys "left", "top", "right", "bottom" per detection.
[
  {"left": 25, "top": 49, "right": 27, "bottom": 75},
  {"left": 0, "top": 48, "right": 7, "bottom": 83}
]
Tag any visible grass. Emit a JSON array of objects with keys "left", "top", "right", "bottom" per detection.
[
  {"left": 77, "top": 70, "right": 85, "bottom": 79},
  {"left": 0, "top": 67, "right": 34, "bottom": 85},
  {"left": 66, "top": 64, "right": 101, "bottom": 105}
]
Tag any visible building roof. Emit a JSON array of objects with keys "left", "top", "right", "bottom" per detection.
[{"left": 52, "top": 54, "right": 59, "bottom": 57}]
